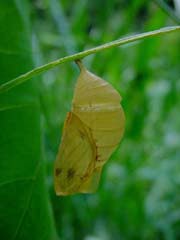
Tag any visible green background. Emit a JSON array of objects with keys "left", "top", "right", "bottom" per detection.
[{"left": 0, "top": 0, "right": 179, "bottom": 239}]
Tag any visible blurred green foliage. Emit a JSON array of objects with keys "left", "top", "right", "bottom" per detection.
[
  {"left": 31, "top": 1, "right": 180, "bottom": 239},
  {"left": 1, "top": 0, "right": 180, "bottom": 239},
  {"left": 31, "top": 0, "right": 180, "bottom": 239}
]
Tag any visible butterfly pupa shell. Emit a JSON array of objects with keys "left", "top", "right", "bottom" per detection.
[{"left": 54, "top": 60, "right": 125, "bottom": 195}]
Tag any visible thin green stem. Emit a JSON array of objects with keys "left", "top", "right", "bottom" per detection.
[
  {"left": 154, "top": 0, "right": 180, "bottom": 24},
  {"left": 0, "top": 26, "right": 180, "bottom": 94}
]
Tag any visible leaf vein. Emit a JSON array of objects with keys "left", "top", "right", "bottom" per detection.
[{"left": 12, "top": 162, "right": 41, "bottom": 240}]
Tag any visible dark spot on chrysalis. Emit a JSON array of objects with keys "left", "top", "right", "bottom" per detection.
[
  {"left": 78, "top": 129, "right": 85, "bottom": 139},
  {"left": 67, "top": 168, "right": 75, "bottom": 180},
  {"left": 96, "top": 154, "right": 101, "bottom": 161},
  {"left": 55, "top": 168, "right": 62, "bottom": 176}
]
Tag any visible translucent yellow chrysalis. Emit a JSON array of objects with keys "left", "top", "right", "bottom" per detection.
[{"left": 54, "top": 60, "right": 125, "bottom": 196}]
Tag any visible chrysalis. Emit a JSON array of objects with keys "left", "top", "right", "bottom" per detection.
[{"left": 54, "top": 60, "right": 125, "bottom": 195}]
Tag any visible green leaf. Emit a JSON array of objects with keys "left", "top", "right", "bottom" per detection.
[{"left": 0, "top": 1, "right": 57, "bottom": 239}]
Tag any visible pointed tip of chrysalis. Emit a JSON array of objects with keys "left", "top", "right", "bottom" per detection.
[{"left": 75, "top": 59, "right": 85, "bottom": 72}]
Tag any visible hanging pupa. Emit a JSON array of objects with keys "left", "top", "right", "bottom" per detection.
[{"left": 54, "top": 60, "right": 125, "bottom": 195}]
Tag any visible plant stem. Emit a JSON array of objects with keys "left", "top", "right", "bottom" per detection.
[{"left": 0, "top": 26, "right": 180, "bottom": 94}]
